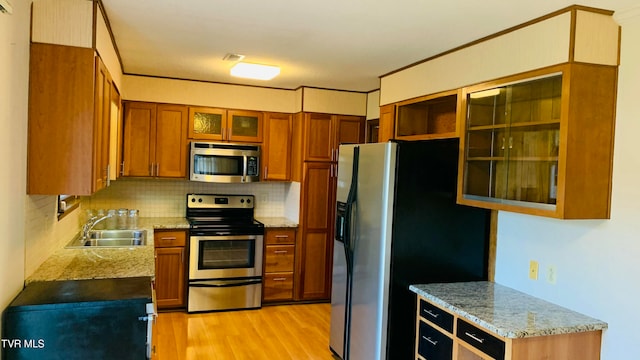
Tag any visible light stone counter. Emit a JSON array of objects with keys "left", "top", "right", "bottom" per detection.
[
  {"left": 410, "top": 281, "right": 607, "bottom": 338},
  {"left": 26, "top": 217, "right": 189, "bottom": 284},
  {"left": 256, "top": 216, "right": 298, "bottom": 228}
]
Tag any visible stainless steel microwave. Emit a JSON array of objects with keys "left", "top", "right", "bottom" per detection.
[{"left": 190, "top": 142, "right": 260, "bottom": 183}]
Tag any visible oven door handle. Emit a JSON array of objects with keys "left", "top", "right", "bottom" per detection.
[{"left": 190, "top": 279, "right": 262, "bottom": 288}]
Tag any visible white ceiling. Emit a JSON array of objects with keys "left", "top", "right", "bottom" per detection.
[{"left": 100, "top": 0, "right": 637, "bottom": 92}]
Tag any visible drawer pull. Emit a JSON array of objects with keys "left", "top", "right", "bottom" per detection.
[
  {"left": 160, "top": 237, "right": 177, "bottom": 241},
  {"left": 421, "top": 336, "right": 438, "bottom": 346},
  {"left": 273, "top": 250, "right": 288, "bottom": 254},
  {"left": 423, "top": 309, "right": 440, "bottom": 318},
  {"left": 274, "top": 235, "right": 289, "bottom": 238},
  {"left": 272, "top": 278, "right": 287, "bottom": 281},
  {"left": 464, "top": 332, "right": 485, "bottom": 344}
]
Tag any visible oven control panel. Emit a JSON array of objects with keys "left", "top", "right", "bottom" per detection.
[{"left": 187, "top": 194, "right": 254, "bottom": 209}]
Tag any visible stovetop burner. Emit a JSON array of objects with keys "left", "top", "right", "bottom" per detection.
[{"left": 186, "top": 194, "right": 264, "bottom": 235}]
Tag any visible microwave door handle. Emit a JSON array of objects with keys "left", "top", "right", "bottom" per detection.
[{"left": 243, "top": 155, "right": 248, "bottom": 182}]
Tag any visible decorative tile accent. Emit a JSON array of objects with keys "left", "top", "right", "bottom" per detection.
[{"left": 82, "top": 178, "right": 290, "bottom": 218}]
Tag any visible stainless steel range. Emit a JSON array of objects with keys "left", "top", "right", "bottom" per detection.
[{"left": 186, "top": 194, "right": 264, "bottom": 313}]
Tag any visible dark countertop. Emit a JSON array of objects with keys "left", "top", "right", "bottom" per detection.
[{"left": 6, "top": 277, "right": 153, "bottom": 312}]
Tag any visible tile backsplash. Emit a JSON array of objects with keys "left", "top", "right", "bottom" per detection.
[{"left": 83, "top": 178, "right": 298, "bottom": 219}]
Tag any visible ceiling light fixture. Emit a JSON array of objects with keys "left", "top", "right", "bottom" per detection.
[{"left": 230, "top": 62, "right": 280, "bottom": 80}]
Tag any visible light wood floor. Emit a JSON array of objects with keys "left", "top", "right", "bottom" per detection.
[{"left": 156, "top": 303, "right": 336, "bottom": 360}]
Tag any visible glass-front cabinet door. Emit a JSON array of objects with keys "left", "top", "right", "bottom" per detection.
[
  {"left": 227, "top": 110, "right": 263, "bottom": 143},
  {"left": 461, "top": 73, "right": 562, "bottom": 211},
  {"left": 188, "top": 107, "right": 226, "bottom": 140}
]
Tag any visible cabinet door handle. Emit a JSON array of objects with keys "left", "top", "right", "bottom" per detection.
[
  {"left": 120, "top": 161, "right": 125, "bottom": 176},
  {"left": 264, "top": 166, "right": 268, "bottom": 180},
  {"left": 464, "top": 332, "right": 485, "bottom": 344},
  {"left": 423, "top": 309, "right": 439, "bottom": 318},
  {"left": 509, "top": 136, "right": 513, "bottom": 149},
  {"left": 156, "top": 163, "right": 159, "bottom": 176},
  {"left": 421, "top": 336, "right": 438, "bottom": 346},
  {"left": 149, "top": 164, "right": 153, "bottom": 176},
  {"left": 501, "top": 137, "right": 505, "bottom": 150}
]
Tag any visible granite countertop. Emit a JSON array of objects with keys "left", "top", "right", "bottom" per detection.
[
  {"left": 410, "top": 281, "right": 608, "bottom": 338},
  {"left": 26, "top": 217, "right": 190, "bottom": 284},
  {"left": 256, "top": 216, "right": 298, "bottom": 228}
]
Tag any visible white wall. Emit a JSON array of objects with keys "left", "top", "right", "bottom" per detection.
[
  {"left": 494, "top": 8, "right": 640, "bottom": 359},
  {"left": 0, "top": 0, "right": 30, "bottom": 309}
]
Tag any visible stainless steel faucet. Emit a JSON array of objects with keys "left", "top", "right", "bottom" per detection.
[{"left": 82, "top": 215, "right": 112, "bottom": 240}]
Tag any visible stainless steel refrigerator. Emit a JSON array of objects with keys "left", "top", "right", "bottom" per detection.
[{"left": 329, "top": 139, "right": 490, "bottom": 360}]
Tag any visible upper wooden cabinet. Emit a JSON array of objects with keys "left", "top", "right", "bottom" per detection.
[
  {"left": 378, "top": 104, "right": 396, "bottom": 143},
  {"left": 187, "top": 106, "right": 226, "bottom": 140},
  {"left": 94, "top": 57, "right": 113, "bottom": 191},
  {"left": 336, "top": 115, "right": 366, "bottom": 146},
  {"left": 263, "top": 112, "right": 292, "bottom": 181},
  {"left": 27, "top": 43, "right": 114, "bottom": 195},
  {"left": 395, "top": 89, "right": 461, "bottom": 140},
  {"left": 457, "top": 63, "right": 617, "bottom": 219},
  {"left": 123, "top": 102, "right": 188, "bottom": 178},
  {"left": 294, "top": 113, "right": 365, "bottom": 164},
  {"left": 188, "top": 107, "right": 263, "bottom": 143}
]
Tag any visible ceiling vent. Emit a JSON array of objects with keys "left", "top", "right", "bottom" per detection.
[{"left": 222, "top": 53, "right": 245, "bottom": 62}]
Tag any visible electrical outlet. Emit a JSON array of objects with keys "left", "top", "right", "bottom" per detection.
[
  {"left": 529, "top": 260, "right": 539, "bottom": 280},
  {"left": 547, "top": 265, "right": 557, "bottom": 285}
]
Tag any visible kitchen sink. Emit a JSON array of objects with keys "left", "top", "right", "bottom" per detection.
[{"left": 66, "top": 229, "right": 147, "bottom": 248}]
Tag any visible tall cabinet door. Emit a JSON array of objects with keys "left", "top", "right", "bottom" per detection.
[
  {"left": 123, "top": 102, "right": 156, "bottom": 177},
  {"left": 298, "top": 162, "right": 336, "bottom": 300},
  {"left": 263, "top": 112, "right": 292, "bottom": 181},
  {"left": 304, "top": 113, "right": 335, "bottom": 162},
  {"left": 155, "top": 104, "right": 188, "bottom": 178},
  {"left": 93, "top": 57, "right": 112, "bottom": 192}
]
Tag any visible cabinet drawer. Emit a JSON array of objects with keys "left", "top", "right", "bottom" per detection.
[
  {"left": 419, "top": 299, "right": 454, "bottom": 333},
  {"left": 456, "top": 319, "right": 505, "bottom": 360},
  {"left": 264, "top": 245, "right": 295, "bottom": 272},
  {"left": 263, "top": 273, "right": 294, "bottom": 301},
  {"left": 265, "top": 229, "right": 296, "bottom": 245},
  {"left": 417, "top": 320, "right": 452, "bottom": 359},
  {"left": 154, "top": 230, "right": 186, "bottom": 248}
]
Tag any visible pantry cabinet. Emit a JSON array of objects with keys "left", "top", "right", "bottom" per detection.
[
  {"left": 457, "top": 63, "right": 617, "bottom": 219},
  {"left": 291, "top": 112, "right": 364, "bottom": 301},
  {"left": 27, "top": 43, "right": 115, "bottom": 195},
  {"left": 154, "top": 230, "right": 187, "bottom": 309},
  {"left": 262, "top": 112, "right": 293, "bottom": 181},
  {"left": 297, "top": 162, "right": 336, "bottom": 300},
  {"left": 122, "top": 102, "right": 188, "bottom": 178}
]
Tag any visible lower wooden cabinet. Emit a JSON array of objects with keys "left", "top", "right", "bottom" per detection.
[
  {"left": 263, "top": 228, "right": 297, "bottom": 303},
  {"left": 415, "top": 295, "right": 602, "bottom": 360},
  {"left": 154, "top": 230, "right": 187, "bottom": 309}
]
